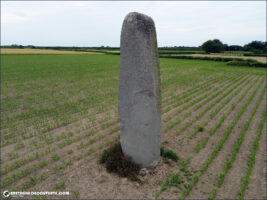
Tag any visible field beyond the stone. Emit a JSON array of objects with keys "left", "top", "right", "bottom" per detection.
[{"left": 1, "top": 53, "right": 266, "bottom": 199}]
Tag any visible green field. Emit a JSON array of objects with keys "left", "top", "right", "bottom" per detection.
[{"left": 1, "top": 54, "right": 266, "bottom": 199}]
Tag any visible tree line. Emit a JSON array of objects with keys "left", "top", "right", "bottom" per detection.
[
  {"left": 2, "top": 40, "right": 266, "bottom": 55},
  {"left": 201, "top": 39, "right": 267, "bottom": 54}
]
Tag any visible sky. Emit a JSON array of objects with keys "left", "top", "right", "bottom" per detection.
[{"left": 1, "top": 1, "right": 266, "bottom": 47}]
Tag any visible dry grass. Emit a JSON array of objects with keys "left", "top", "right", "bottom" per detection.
[{"left": 1, "top": 48, "right": 104, "bottom": 55}]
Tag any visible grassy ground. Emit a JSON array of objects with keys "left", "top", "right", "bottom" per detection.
[{"left": 1, "top": 53, "right": 266, "bottom": 199}]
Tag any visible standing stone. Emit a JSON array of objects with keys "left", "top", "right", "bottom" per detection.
[{"left": 118, "top": 12, "right": 161, "bottom": 167}]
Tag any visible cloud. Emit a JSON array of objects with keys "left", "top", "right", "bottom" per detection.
[{"left": 1, "top": 1, "right": 265, "bottom": 46}]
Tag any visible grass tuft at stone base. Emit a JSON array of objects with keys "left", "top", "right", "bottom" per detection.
[
  {"left": 99, "top": 142, "right": 141, "bottom": 181},
  {"left": 160, "top": 146, "right": 179, "bottom": 161}
]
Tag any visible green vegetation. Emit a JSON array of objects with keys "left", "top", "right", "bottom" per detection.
[
  {"left": 215, "top": 86, "right": 265, "bottom": 188},
  {"left": 1, "top": 53, "right": 265, "bottom": 196},
  {"left": 99, "top": 142, "right": 140, "bottom": 181},
  {"left": 163, "top": 74, "right": 242, "bottom": 132},
  {"left": 160, "top": 146, "right": 179, "bottom": 161},
  {"left": 227, "top": 60, "right": 266, "bottom": 68},
  {"left": 202, "top": 39, "right": 224, "bottom": 53},
  {"left": 193, "top": 76, "right": 258, "bottom": 149},
  {"left": 73, "top": 190, "right": 79, "bottom": 198},
  {"left": 51, "top": 154, "right": 60, "bottom": 162},
  {"left": 178, "top": 76, "right": 264, "bottom": 198},
  {"left": 200, "top": 77, "right": 263, "bottom": 175},
  {"left": 176, "top": 74, "right": 250, "bottom": 135},
  {"left": 160, "top": 55, "right": 265, "bottom": 67},
  {"left": 7, "top": 152, "right": 19, "bottom": 160},
  {"left": 236, "top": 109, "right": 266, "bottom": 199},
  {"left": 55, "top": 181, "right": 66, "bottom": 190},
  {"left": 208, "top": 188, "right": 217, "bottom": 200}
]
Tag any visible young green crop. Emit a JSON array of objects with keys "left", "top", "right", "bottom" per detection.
[
  {"left": 215, "top": 86, "right": 265, "bottom": 188},
  {"left": 190, "top": 75, "right": 257, "bottom": 140},
  {"left": 179, "top": 77, "right": 264, "bottom": 198},
  {"left": 194, "top": 76, "right": 260, "bottom": 152},
  {"left": 205, "top": 84, "right": 266, "bottom": 199},
  {"left": 162, "top": 75, "right": 233, "bottom": 113},
  {"left": 163, "top": 74, "right": 246, "bottom": 133},
  {"left": 176, "top": 74, "right": 250, "bottom": 135},
  {"left": 1, "top": 54, "right": 265, "bottom": 192},
  {"left": 236, "top": 109, "right": 266, "bottom": 199},
  {"left": 163, "top": 74, "right": 240, "bottom": 117},
  {"left": 200, "top": 78, "right": 263, "bottom": 175}
]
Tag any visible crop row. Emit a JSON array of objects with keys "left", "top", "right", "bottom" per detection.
[
  {"left": 236, "top": 109, "right": 266, "bottom": 199},
  {"left": 214, "top": 86, "right": 266, "bottom": 188},
  {"left": 199, "top": 77, "right": 263, "bottom": 174},
  {"left": 2, "top": 86, "right": 118, "bottom": 141},
  {"left": 163, "top": 75, "right": 240, "bottom": 131},
  {"left": 1, "top": 117, "right": 120, "bottom": 176},
  {"left": 193, "top": 76, "right": 261, "bottom": 152},
  {"left": 153, "top": 75, "right": 261, "bottom": 198},
  {"left": 1, "top": 122, "right": 120, "bottom": 188},
  {"left": 1, "top": 103, "right": 117, "bottom": 158},
  {"left": 179, "top": 76, "right": 264, "bottom": 198},
  {"left": 189, "top": 75, "right": 257, "bottom": 140},
  {"left": 175, "top": 74, "right": 251, "bottom": 136},
  {"left": 1, "top": 73, "right": 240, "bottom": 150},
  {"left": 162, "top": 74, "right": 233, "bottom": 110},
  {"left": 162, "top": 73, "right": 242, "bottom": 114},
  {"left": 206, "top": 86, "right": 266, "bottom": 199},
  {"left": 164, "top": 74, "right": 247, "bottom": 132},
  {"left": 163, "top": 74, "right": 243, "bottom": 123},
  {"left": 162, "top": 75, "right": 217, "bottom": 106},
  {"left": 15, "top": 133, "right": 120, "bottom": 192},
  {"left": 1, "top": 74, "right": 239, "bottom": 159},
  {"left": 1, "top": 73, "right": 225, "bottom": 149},
  {"left": 1, "top": 105, "right": 117, "bottom": 148}
]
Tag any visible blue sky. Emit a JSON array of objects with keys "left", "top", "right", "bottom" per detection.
[{"left": 1, "top": 1, "right": 266, "bottom": 47}]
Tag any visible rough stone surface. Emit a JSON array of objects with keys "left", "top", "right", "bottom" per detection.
[{"left": 118, "top": 12, "right": 161, "bottom": 167}]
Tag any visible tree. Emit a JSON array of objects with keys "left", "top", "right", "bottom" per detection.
[
  {"left": 223, "top": 44, "right": 229, "bottom": 51},
  {"left": 228, "top": 45, "right": 243, "bottom": 51},
  {"left": 201, "top": 39, "right": 224, "bottom": 53},
  {"left": 243, "top": 41, "right": 266, "bottom": 52}
]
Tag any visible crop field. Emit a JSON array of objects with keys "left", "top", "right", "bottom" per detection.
[{"left": 1, "top": 53, "right": 266, "bottom": 199}]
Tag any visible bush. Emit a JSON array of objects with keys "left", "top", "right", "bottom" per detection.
[
  {"left": 99, "top": 142, "right": 140, "bottom": 181},
  {"left": 244, "top": 53, "right": 266, "bottom": 57},
  {"left": 158, "top": 51, "right": 205, "bottom": 55},
  {"left": 159, "top": 55, "right": 266, "bottom": 68},
  {"left": 227, "top": 60, "right": 266, "bottom": 68},
  {"left": 202, "top": 39, "right": 224, "bottom": 53}
]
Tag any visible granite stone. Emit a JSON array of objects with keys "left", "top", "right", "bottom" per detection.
[{"left": 118, "top": 12, "right": 161, "bottom": 167}]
